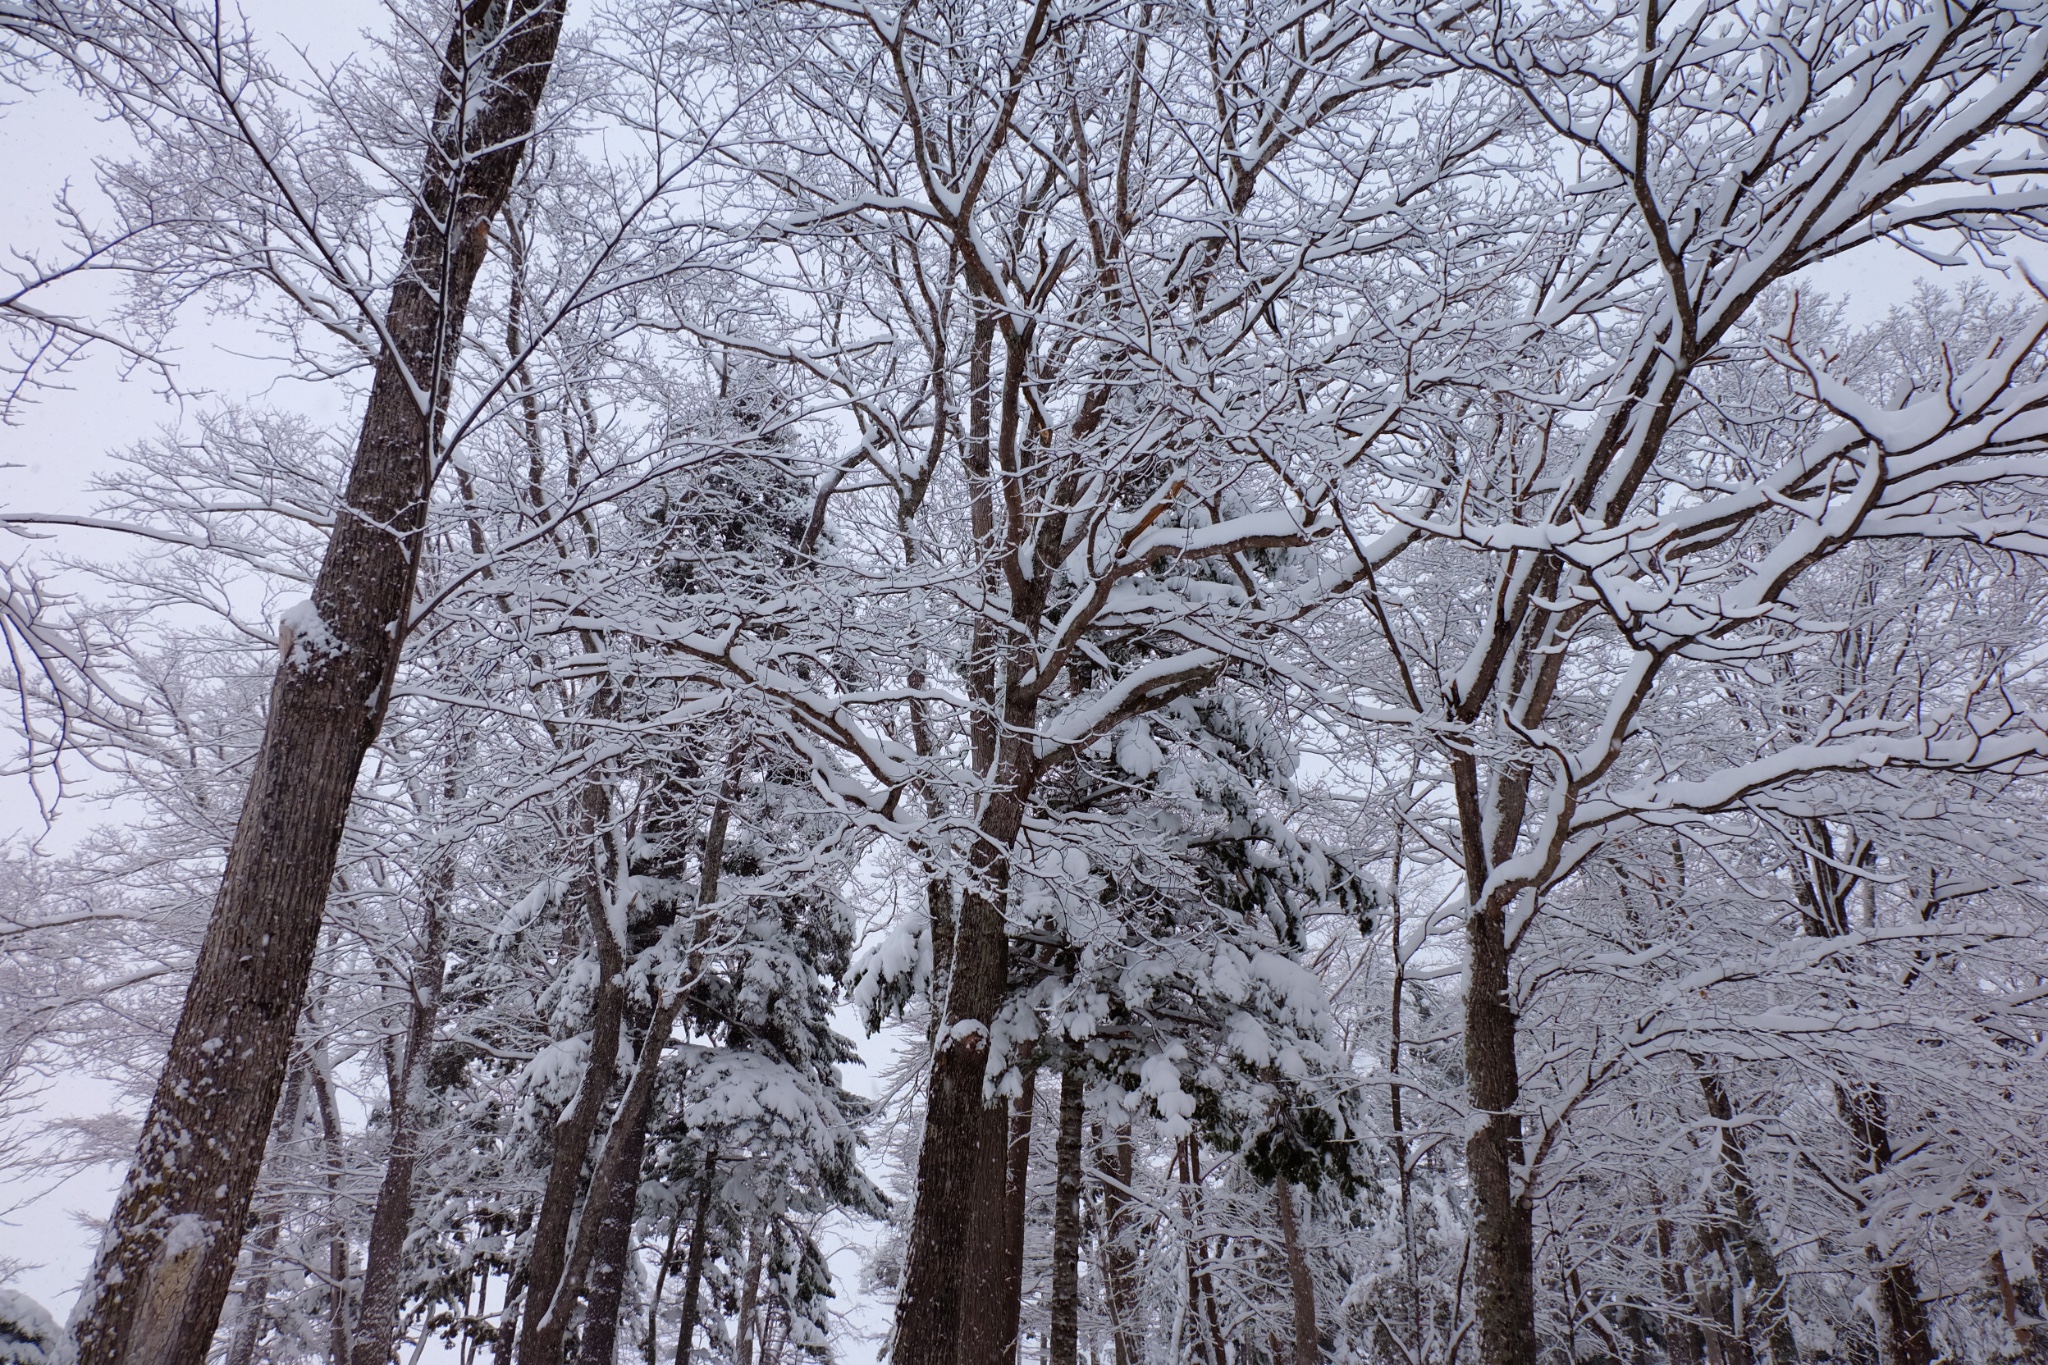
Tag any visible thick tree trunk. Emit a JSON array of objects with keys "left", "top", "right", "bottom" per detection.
[
  {"left": 1274, "top": 1180, "right": 1319, "bottom": 1365},
  {"left": 69, "top": 6, "right": 566, "bottom": 1363},
  {"left": 1463, "top": 886, "right": 1537, "bottom": 1365},
  {"left": 350, "top": 875, "right": 451, "bottom": 1365},
  {"left": 1049, "top": 1068, "right": 1083, "bottom": 1365},
  {"left": 893, "top": 778, "right": 1024, "bottom": 1365}
]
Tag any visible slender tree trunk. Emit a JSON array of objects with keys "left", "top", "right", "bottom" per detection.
[
  {"left": 1049, "top": 1069, "right": 1083, "bottom": 1365},
  {"left": 225, "top": 1067, "right": 309, "bottom": 1365},
  {"left": 351, "top": 869, "right": 451, "bottom": 1365},
  {"left": 1462, "top": 885, "right": 1536, "bottom": 1365},
  {"left": 644, "top": 1214, "right": 682, "bottom": 1365},
  {"left": 1454, "top": 746, "right": 1538, "bottom": 1365},
  {"left": 562, "top": 771, "right": 735, "bottom": 1364},
  {"left": 671, "top": 1151, "right": 718, "bottom": 1365},
  {"left": 1097, "top": 1121, "right": 1140, "bottom": 1365},
  {"left": 734, "top": 1224, "right": 764, "bottom": 1365},
  {"left": 1274, "top": 1181, "right": 1318, "bottom": 1365},
  {"left": 311, "top": 1052, "right": 354, "bottom": 1365},
  {"left": 69, "top": 6, "right": 567, "bottom": 1362},
  {"left": 1697, "top": 1070, "right": 1796, "bottom": 1365},
  {"left": 515, "top": 866, "right": 628, "bottom": 1365},
  {"left": 558, "top": 997, "right": 677, "bottom": 1365},
  {"left": 991, "top": 1069, "right": 1035, "bottom": 1365}
]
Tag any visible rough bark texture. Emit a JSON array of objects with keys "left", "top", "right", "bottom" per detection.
[
  {"left": 996, "top": 1071, "right": 1036, "bottom": 1365},
  {"left": 349, "top": 874, "right": 450, "bottom": 1365},
  {"left": 1462, "top": 886, "right": 1537, "bottom": 1365},
  {"left": 1453, "top": 746, "right": 1539, "bottom": 1365},
  {"left": 68, "top": 5, "right": 566, "bottom": 1362},
  {"left": 1049, "top": 1068, "right": 1083, "bottom": 1365},
  {"left": 892, "top": 780, "right": 1025, "bottom": 1365},
  {"left": 1274, "top": 1181, "right": 1319, "bottom": 1365}
]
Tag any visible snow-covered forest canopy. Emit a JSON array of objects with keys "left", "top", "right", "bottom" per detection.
[{"left": 4, "top": 0, "right": 2048, "bottom": 1361}]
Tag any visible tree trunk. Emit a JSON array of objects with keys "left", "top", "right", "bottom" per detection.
[
  {"left": 311, "top": 1058, "right": 354, "bottom": 1364},
  {"left": 1049, "top": 1068, "right": 1083, "bottom": 1365},
  {"left": 224, "top": 1067, "right": 308, "bottom": 1365},
  {"left": 350, "top": 871, "right": 451, "bottom": 1365},
  {"left": 892, "top": 774, "right": 1025, "bottom": 1365},
  {"left": 994, "top": 1069, "right": 1036, "bottom": 1365},
  {"left": 516, "top": 866, "right": 629, "bottom": 1365},
  {"left": 1097, "top": 1121, "right": 1140, "bottom": 1365},
  {"left": 1697, "top": 1070, "right": 1797, "bottom": 1365},
  {"left": 554, "top": 995, "right": 679, "bottom": 1365},
  {"left": 734, "top": 1224, "right": 764, "bottom": 1365},
  {"left": 671, "top": 1151, "right": 718, "bottom": 1365},
  {"left": 1274, "top": 1180, "right": 1318, "bottom": 1365},
  {"left": 1462, "top": 886, "right": 1537, "bottom": 1365},
  {"left": 69, "top": 5, "right": 567, "bottom": 1362}
]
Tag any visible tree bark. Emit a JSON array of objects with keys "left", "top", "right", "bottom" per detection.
[
  {"left": 350, "top": 867, "right": 451, "bottom": 1365},
  {"left": 224, "top": 1066, "right": 309, "bottom": 1365},
  {"left": 69, "top": 5, "right": 567, "bottom": 1362},
  {"left": 892, "top": 776, "right": 1025, "bottom": 1365},
  {"left": 1454, "top": 746, "right": 1539, "bottom": 1365},
  {"left": 516, "top": 867, "right": 629, "bottom": 1365},
  {"left": 671, "top": 1150, "right": 718, "bottom": 1365},
  {"left": 734, "top": 1224, "right": 764, "bottom": 1365},
  {"left": 994, "top": 1070, "right": 1036, "bottom": 1365},
  {"left": 1049, "top": 1068, "right": 1083, "bottom": 1365},
  {"left": 1096, "top": 1121, "right": 1140, "bottom": 1365},
  {"left": 1697, "top": 1070, "right": 1797, "bottom": 1365},
  {"left": 1274, "top": 1180, "right": 1319, "bottom": 1365},
  {"left": 564, "top": 774, "right": 735, "bottom": 1364}
]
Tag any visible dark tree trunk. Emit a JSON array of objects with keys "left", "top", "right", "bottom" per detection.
[
  {"left": 995, "top": 1070, "right": 1036, "bottom": 1365},
  {"left": 1454, "top": 745, "right": 1538, "bottom": 1365},
  {"left": 516, "top": 868, "right": 629, "bottom": 1365},
  {"left": 350, "top": 871, "right": 451, "bottom": 1365},
  {"left": 1049, "top": 1068, "right": 1083, "bottom": 1365},
  {"left": 671, "top": 1151, "right": 718, "bottom": 1365},
  {"left": 547, "top": 993, "right": 679, "bottom": 1365},
  {"left": 1697, "top": 1070, "right": 1797, "bottom": 1365},
  {"left": 1274, "top": 1181, "right": 1319, "bottom": 1365},
  {"left": 1097, "top": 1121, "right": 1140, "bottom": 1365},
  {"left": 892, "top": 777, "right": 1025, "bottom": 1365},
  {"left": 69, "top": 5, "right": 567, "bottom": 1362},
  {"left": 1462, "top": 886, "right": 1536, "bottom": 1365}
]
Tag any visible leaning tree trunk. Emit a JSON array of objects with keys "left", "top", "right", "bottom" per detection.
[
  {"left": 69, "top": 5, "right": 567, "bottom": 1363},
  {"left": 560, "top": 774, "right": 735, "bottom": 1365}
]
